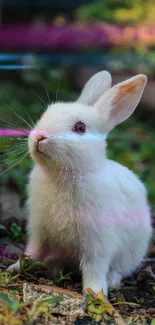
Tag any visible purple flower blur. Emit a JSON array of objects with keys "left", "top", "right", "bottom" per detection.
[{"left": 0, "top": 22, "right": 154, "bottom": 51}]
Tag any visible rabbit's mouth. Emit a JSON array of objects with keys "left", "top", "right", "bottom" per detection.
[
  {"left": 28, "top": 129, "right": 51, "bottom": 159},
  {"left": 35, "top": 138, "right": 53, "bottom": 159},
  {"left": 36, "top": 135, "right": 48, "bottom": 154}
]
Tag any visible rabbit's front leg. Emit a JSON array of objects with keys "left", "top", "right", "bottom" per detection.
[{"left": 80, "top": 252, "right": 110, "bottom": 296}]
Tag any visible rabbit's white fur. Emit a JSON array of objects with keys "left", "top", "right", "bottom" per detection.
[{"left": 8, "top": 71, "right": 152, "bottom": 296}]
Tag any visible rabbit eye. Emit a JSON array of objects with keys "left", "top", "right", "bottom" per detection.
[{"left": 72, "top": 121, "right": 86, "bottom": 134}]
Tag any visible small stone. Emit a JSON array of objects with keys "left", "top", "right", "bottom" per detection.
[
  {"left": 39, "top": 277, "right": 53, "bottom": 285},
  {"left": 139, "top": 308, "right": 146, "bottom": 314},
  {"left": 147, "top": 308, "right": 155, "bottom": 314},
  {"left": 23, "top": 282, "right": 85, "bottom": 316}
]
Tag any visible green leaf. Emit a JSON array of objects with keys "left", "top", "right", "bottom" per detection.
[
  {"left": 0, "top": 277, "right": 6, "bottom": 286},
  {"left": 10, "top": 223, "right": 21, "bottom": 239},
  {"left": 23, "top": 260, "right": 48, "bottom": 272},
  {"left": 0, "top": 293, "right": 11, "bottom": 304},
  {"left": 141, "top": 316, "right": 147, "bottom": 325},
  {"left": 87, "top": 304, "right": 103, "bottom": 314},
  {"left": 43, "top": 297, "right": 64, "bottom": 304},
  {"left": 0, "top": 263, "right": 6, "bottom": 269},
  {"left": 10, "top": 274, "right": 20, "bottom": 282},
  {"left": 86, "top": 294, "right": 93, "bottom": 304},
  {"left": 0, "top": 224, "right": 8, "bottom": 232},
  {"left": 113, "top": 301, "right": 139, "bottom": 307},
  {"left": 94, "top": 314, "right": 102, "bottom": 322},
  {"left": 9, "top": 299, "right": 20, "bottom": 313},
  {"left": 0, "top": 293, "right": 20, "bottom": 312},
  {"left": 151, "top": 319, "right": 155, "bottom": 325},
  {"left": 1, "top": 271, "right": 11, "bottom": 277},
  {"left": 20, "top": 258, "right": 30, "bottom": 271}
]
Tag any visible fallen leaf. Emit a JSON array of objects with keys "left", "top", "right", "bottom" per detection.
[{"left": 87, "top": 288, "right": 127, "bottom": 325}]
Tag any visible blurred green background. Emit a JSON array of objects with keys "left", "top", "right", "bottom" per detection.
[{"left": 0, "top": 0, "right": 155, "bottom": 217}]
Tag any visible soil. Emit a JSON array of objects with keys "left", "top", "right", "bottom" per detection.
[{"left": 0, "top": 221, "right": 154, "bottom": 325}]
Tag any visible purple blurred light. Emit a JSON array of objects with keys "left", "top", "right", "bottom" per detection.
[{"left": 0, "top": 129, "right": 29, "bottom": 137}]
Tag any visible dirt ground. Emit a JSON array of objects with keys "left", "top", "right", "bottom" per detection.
[{"left": 0, "top": 220, "right": 155, "bottom": 325}]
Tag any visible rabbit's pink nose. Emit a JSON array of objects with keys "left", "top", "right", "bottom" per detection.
[{"left": 36, "top": 135, "right": 47, "bottom": 151}]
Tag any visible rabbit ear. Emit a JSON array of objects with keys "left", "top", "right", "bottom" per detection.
[
  {"left": 95, "top": 74, "right": 147, "bottom": 132},
  {"left": 78, "top": 71, "right": 112, "bottom": 106}
]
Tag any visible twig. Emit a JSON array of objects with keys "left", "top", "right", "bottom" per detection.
[{"left": 87, "top": 288, "right": 127, "bottom": 325}]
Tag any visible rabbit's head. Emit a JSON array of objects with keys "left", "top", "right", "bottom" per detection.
[{"left": 28, "top": 71, "right": 147, "bottom": 174}]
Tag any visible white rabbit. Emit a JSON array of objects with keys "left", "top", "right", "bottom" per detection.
[{"left": 8, "top": 71, "right": 152, "bottom": 296}]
